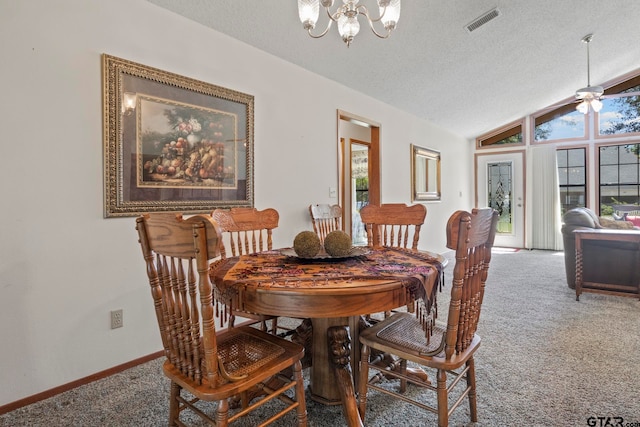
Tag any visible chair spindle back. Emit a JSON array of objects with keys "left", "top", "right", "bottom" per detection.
[
  {"left": 309, "top": 204, "right": 343, "bottom": 243},
  {"left": 359, "top": 203, "right": 427, "bottom": 249},
  {"left": 135, "top": 213, "right": 223, "bottom": 387},
  {"left": 212, "top": 207, "right": 279, "bottom": 256},
  {"left": 444, "top": 208, "right": 498, "bottom": 358}
]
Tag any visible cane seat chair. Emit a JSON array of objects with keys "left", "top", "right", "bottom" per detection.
[
  {"left": 359, "top": 203, "right": 427, "bottom": 250},
  {"left": 359, "top": 203, "right": 427, "bottom": 317},
  {"left": 212, "top": 207, "right": 283, "bottom": 333},
  {"left": 135, "top": 213, "right": 307, "bottom": 427},
  {"left": 309, "top": 204, "right": 343, "bottom": 243},
  {"left": 358, "top": 208, "right": 498, "bottom": 427}
]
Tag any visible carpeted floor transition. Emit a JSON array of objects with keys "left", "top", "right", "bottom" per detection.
[{"left": 2, "top": 249, "right": 639, "bottom": 426}]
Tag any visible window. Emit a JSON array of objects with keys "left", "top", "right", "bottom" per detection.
[
  {"left": 534, "top": 106, "right": 586, "bottom": 142},
  {"left": 598, "top": 77, "right": 640, "bottom": 136},
  {"left": 598, "top": 143, "right": 640, "bottom": 214},
  {"left": 476, "top": 121, "right": 523, "bottom": 148},
  {"left": 557, "top": 148, "right": 586, "bottom": 214}
]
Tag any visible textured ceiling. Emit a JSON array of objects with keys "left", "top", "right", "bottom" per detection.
[{"left": 145, "top": 0, "right": 640, "bottom": 141}]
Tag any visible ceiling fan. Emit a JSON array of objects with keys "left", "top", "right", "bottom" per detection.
[{"left": 574, "top": 34, "right": 604, "bottom": 114}]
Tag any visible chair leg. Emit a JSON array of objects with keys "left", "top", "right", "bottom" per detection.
[
  {"left": 466, "top": 357, "right": 478, "bottom": 422},
  {"left": 168, "top": 381, "right": 181, "bottom": 426},
  {"left": 436, "top": 369, "right": 448, "bottom": 427},
  {"left": 271, "top": 317, "right": 279, "bottom": 335},
  {"left": 240, "top": 390, "right": 249, "bottom": 409},
  {"left": 358, "top": 344, "right": 371, "bottom": 422},
  {"left": 292, "top": 360, "right": 308, "bottom": 426},
  {"left": 216, "top": 398, "right": 229, "bottom": 427},
  {"left": 399, "top": 358, "right": 407, "bottom": 393}
]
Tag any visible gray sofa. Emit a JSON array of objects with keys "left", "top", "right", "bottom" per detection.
[{"left": 561, "top": 207, "right": 640, "bottom": 289}]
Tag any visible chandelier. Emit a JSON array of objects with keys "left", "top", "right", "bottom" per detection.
[
  {"left": 297, "top": 0, "right": 401, "bottom": 47},
  {"left": 575, "top": 34, "right": 603, "bottom": 114}
]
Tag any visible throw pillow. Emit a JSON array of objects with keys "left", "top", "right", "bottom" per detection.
[{"left": 598, "top": 217, "right": 636, "bottom": 229}]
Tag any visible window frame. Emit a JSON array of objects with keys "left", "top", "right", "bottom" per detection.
[
  {"left": 476, "top": 120, "right": 525, "bottom": 149},
  {"left": 556, "top": 145, "right": 588, "bottom": 214},
  {"left": 530, "top": 101, "right": 590, "bottom": 144},
  {"left": 596, "top": 140, "right": 640, "bottom": 215}
]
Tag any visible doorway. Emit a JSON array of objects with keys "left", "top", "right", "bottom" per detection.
[
  {"left": 475, "top": 151, "right": 525, "bottom": 248},
  {"left": 337, "top": 111, "right": 380, "bottom": 246}
]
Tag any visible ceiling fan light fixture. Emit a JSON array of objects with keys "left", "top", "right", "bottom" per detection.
[
  {"left": 575, "top": 33, "right": 603, "bottom": 115},
  {"left": 575, "top": 85, "right": 604, "bottom": 99}
]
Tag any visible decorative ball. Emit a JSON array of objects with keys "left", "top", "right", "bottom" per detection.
[
  {"left": 293, "top": 231, "right": 322, "bottom": 258},
  {"left": 323, "top": 230, "right": 352, "bottom": 257}
]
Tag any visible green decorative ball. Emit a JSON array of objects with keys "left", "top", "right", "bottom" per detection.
[
  {"left": 293, "top": 231, "right": 322, "bottom": 258},
  {"left": 324, "top": 230, "right": 352, "bottom": 257}
]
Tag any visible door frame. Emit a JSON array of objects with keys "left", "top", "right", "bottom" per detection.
[
  {"left": 337, "top": 110, "right": 380, "bottom": 238},
  {"left": 475, "top": 150, "right": 526, "bottom": 248}
]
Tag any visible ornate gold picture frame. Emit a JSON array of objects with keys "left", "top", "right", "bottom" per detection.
[{"left": 102, "top": 54, "right": 254, "bottom": 217}]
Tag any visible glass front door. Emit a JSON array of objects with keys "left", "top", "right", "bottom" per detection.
[{"left": 476, "top": 151, "right": 525, "bottom": 248}]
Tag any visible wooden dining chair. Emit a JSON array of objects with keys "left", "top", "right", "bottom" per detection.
[
  {"left": 135, "top": 213, "right": 307, "bottom": 427},
  {"left": 309, "top": 204, "right": 342, "bottom": 243},
  {"left": 359, "top": 203, "right": 427, "bottom": 317},
  {"left": 212, "top": 207, "right": 282, "bottom": 333},
  {"left": 359, "top": 203, "right": 427, "bottom": 250},
  {"left": 357, "top": 208, "right": 498, "bottom": 427}
]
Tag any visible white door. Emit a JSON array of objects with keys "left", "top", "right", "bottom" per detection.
[{"left": 476, "top": 151, "right": 525, "bottom": 248}]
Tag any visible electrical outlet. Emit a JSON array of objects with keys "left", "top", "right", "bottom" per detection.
[{"left": 110, "top": 309, "right": 123, "bottom": 329}]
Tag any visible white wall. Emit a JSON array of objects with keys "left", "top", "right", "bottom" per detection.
[{"left": 0, "top": 0, "right": 472, "bottom": 406}]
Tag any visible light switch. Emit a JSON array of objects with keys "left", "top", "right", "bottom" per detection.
[{"left": 329, "top": 187, "right": 337, "bottom": 198}]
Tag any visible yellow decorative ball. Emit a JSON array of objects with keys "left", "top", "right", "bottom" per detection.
[
  {"left": 293, "top": 231, "right": 322, "bottom": 258},
  {"left": 324, "top": 230, "right": 352, "bottom": 257}
]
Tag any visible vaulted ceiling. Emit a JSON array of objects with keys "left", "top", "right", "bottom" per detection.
[{"left": 146, "top": 0, "right": 640, "bottom": 141}]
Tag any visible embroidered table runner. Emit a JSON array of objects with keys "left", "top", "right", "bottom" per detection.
[{"left": 210, "top": 247, "right": 443, "bottom": 325}]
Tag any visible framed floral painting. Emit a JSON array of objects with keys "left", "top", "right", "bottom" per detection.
[{"left": 102, "top": 54, "right": 254, "bottom": 217}]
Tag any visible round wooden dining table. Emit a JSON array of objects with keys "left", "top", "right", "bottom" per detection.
[{"left": 210, "top": 246, "right": 445, "bottom": 427}]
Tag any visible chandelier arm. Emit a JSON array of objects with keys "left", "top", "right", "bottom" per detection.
[
  {"left": 356, "top": 4, "right": 387, "bottom": 23},
  {"left": 356, "top": 6, "right": 392, "bottom": 39},
  {"left": 306, "top": 20, "right": 334, "bottom": 38},
  {"left": 368, "top": 23, "right": 393, "bottom": 39},
  {"left": 327, "top": 6, "right": 342, "bottom": 23}
]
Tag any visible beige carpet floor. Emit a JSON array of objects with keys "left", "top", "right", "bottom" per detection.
[{"left": 2, "top": 249, "right": 639, "bottom": 426}]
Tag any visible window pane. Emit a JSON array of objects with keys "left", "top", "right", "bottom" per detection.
[
  {"left": 599, "top": 145, "right": 619, "bottom": 165},
  {"left": 557, "top": 147, "right": 586, "bottom": 214},
  {"left": 620, "top": 164, "right": 638, "bottom": 183},
  {"left": 558, "top": 168, "right": 568, "bottom": 185},
  {"left": 535, "top": 110, "right": 585, "bottom": 141},
  {"left": 567, "top": 149, "right": 584, "bottom": 166},
  {"left": 600, "top": 165, "right": 619, "bottom": 185},
  {"left": 620, "top": 144, "right": 640, "bottom": 163},
  {"left": 487, "top": 162, "right": 513, "bottom": 233},
  {"left": 620, "top": 184, "right": 640, "bottom": 197},
  {"left": 568, "top": 166, "right": 585, "bottom": 185},
  {"left": 599, "top": 94, "right": 640, "bottom": 136},
  {"left": 478, "top": 124, "right": 523, "bottom": 147},
  {"left": 600, "top": 186, "right": 619, "bottom": 198},
  {"left": 557, "top": 150, "right": 568, "bottom": 167}
]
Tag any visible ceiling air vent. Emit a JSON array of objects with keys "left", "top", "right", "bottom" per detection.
[{"left": 465, "top": 8, "right": 500, "bottom": 33}]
